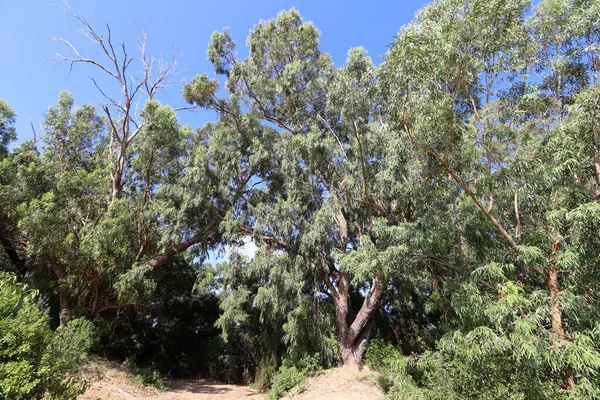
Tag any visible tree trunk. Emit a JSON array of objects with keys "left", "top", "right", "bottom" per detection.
[
  {"left": 339, "top": 318, "right": 374, "bottom": 370},
  {"left": 48, "top": 261, "right": 69, "bottom": 327},
  {"left": 339, "top": 343, "right": 366, "bottom": 370},
  {"left": 332, "top": 272, "right": 382, "bottom": 370},
  {"left": 111, "top": 167, "right": 123, "bottom": 203},
  {"left": 547, "top": 265, "right": 575, "bottom": 389},
  {"left": 90, "top": 279, "right": 100, "bottom": 318}
]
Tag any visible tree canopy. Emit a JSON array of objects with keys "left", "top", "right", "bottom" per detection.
[{"left": 1, "top": 0, "right": 599, "bottom": 398}]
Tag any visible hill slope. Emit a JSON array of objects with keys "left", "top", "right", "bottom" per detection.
[{"left": 285, "top": 367, "right": 384, "bottom": 400}]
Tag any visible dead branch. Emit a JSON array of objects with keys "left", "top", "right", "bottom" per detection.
[{"left": 53, "top": 1, "right": 187, "bottom": 203}]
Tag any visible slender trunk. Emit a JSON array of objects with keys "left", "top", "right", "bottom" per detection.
[
  {"left": 486, "top": 136, "right": 493, "bottom": 212},
  {"left": 593, "top": 151, "right": 600, "bottom": 198},
  {"left": 48, "top": 261, "right": 69, "bottom": 327},
  {"left": 547, "top": 265, "right": 575, "bottom": 389},
  {"left": 111, "top": 167, "right": 123, "bottom": 203},
  {"left": 592, "top": 126, "right": 600, "bottom": 198},
  {"left": 57, "top": 288, "right": 69, "bottom": 327},
  {"left": 514, "top": 184, "right": 521, "bottom": 239},
  {"left": 90, "top": 279, "right": 100, "bottom": 317}
]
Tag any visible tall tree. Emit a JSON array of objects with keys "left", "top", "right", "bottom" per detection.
[
  {"left": 382, "top": 0, "right": 600, "bottom": 393},
  {"left": 184, "top": 9, "right": 457, "bottom": 370}
]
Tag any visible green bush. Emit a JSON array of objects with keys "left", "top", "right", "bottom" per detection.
[
  {"left": 0, "top": 273, "right": 96, "bottom": 400},
  {"left": 123, "top": 358, "right": 165, "bottom": 390},
  {"left": 268, "top": 365, "right": 306, "bottom": 399},
  {"left": 365, "top": 337, "right": 403, "bottom": 373},
  {"left": 268, "top": 353, "right": 321, "bottom": 399},
  {"left": 364, "top": 337, "right": 566, "bottom": 400},
  {"left": 365, "top": 338, "right": 407, "bottom": 394}
]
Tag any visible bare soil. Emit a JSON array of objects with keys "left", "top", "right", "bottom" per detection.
[
  {"left": 78, "top": 358, "right": 383, "bottom": 400},
  {"left": 285, "top": 366, "right": 384, "bottom": 400},
  {"left": 77, "top": 357, "right": 265, "bottom": 400}
]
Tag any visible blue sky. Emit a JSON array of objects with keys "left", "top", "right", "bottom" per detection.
[{"left": 1, "top": 0, "right": 428, "bottom": 142}]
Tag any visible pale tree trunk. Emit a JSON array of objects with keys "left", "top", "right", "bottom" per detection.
[
  {"left": 55, "top": 7, "right": 181, "bottom": 208},
  {"left": 592, "top": 122, "right": 600, "bottom": 198},
  {"left": 111, "top": 166, "right": 123, "bottom": 203},
  {"left": 547, "top": 264, "right": 575, "bottom": 389},
  {"left": 48, "top": 261, "right": 69, "bottom": 327}
]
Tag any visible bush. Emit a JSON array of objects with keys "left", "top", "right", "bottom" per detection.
[
  {"left": 123, "top": 358, "right": 164, "bottom": 390},
  {"left": 268, "top": 353, "right": 321, "bottom": 399},
  {"left": 268, "top": 365, "right": 306, "bottom": 399},
  {"left": 0, "top": 273, "right": 96, "bottom": 400},
  {"left": 364, "top": 337, "right": 566, "bottom": 400},
  {"left": 364, "top": 338, "right": 407, "bottom": 394},
  {"left": 365, "top": 337, "right": 404, "bottom": 373}
]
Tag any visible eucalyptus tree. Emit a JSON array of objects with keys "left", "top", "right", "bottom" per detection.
[
  {"left": 383, "top": 0, "right": 600, "bottom": 395},
  {"left": 183, "top": 9, "right": 458, "bottom": 370},
  {"left": 54, "top": 3, "right": 183, "bottom": 204},
  {"left": 9, "top": 89, "right": 226, "bottom": 328},
  {"left": 0, "top": 5, "right": 232, "bottom": 327}
]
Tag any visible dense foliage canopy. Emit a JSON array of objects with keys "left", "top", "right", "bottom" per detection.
[{"left": 1, "top": 0, "right": 599, "bottom": 398}]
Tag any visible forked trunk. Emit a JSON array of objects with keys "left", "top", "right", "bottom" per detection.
[
  {"left": 339, "top": 319, "right": 374, "bottom": 370},
  {"left": 340, "top": 343, "right": 367, "bottom": 370},
  {"left": 333, "top": 272, "right": 382, "bottom": 370}
]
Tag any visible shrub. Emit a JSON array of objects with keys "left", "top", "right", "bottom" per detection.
[
  {"left": 365, "top": 338, "right": 407, "bottom": 394},
  {"left": 268, "top": 365, "right": 306, "bottom": 399},
  {"left": 268, "top": 353, "right": 321, "bottom": 399},
  {"left": 365, "top": 337, "right": 403, "bottom": 373},
  {"left": 0, "top": 273, "right": 96, "bottom": 400},
  {"left": 123, "top": 358, "right": 164, "bottom": 390}
]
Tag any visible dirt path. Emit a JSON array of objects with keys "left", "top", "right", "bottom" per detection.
[
  {"left": 80, "top": 379, "right": 265, "bottom": 399},
  {"left": 161, "top": 380, "right": 265, "bottom": 400},
  {"left": 78, "top": 358, "right": 381, "bottom": 400},
  {"left": 78, "top": 358, "right": 265, "bottom": 400}
]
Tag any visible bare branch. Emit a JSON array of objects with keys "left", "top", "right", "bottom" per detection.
[
  {"left": 90, "top": 77, "right": 123, "bottom": 112},
  {"left": 53, "top": 36, "right": 119, "bottom": 80},
  {"left": 54, "top": 1, "right": 183, "bottom": 203}
]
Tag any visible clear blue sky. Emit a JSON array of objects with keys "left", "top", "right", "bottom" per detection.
[{"left": 1, "top": 0, "right": 428, "bottom": 142}]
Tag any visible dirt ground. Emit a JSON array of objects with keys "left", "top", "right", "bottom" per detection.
[
  {"left": 78, "top": 358, "right": 383, "bottom": 400},
  {"left": 80, "top": 379, "right": 266, "bottom": 400},
  {"left": 77, "top": 358, "right": 265, "bottom": 400},
  {"left": 285, "top": 366, "right": 384, "bottom": 400}
]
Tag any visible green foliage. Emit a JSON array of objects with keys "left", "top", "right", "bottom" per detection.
[
  {"left": 365, "top": 338, "right": 404, "bottom": 373},
  {"left": 123, "top": 358, "right": 164, "bottom": 390},
  {"left": 268, "top": 354, "right": 321, "bottom": 399},
  {"left": 268, "top": 365, "right": 306, "bottom": 399},
  {"left": 364, "top": 339, "right": 405, "bottom": 394},
  {"left": 2, "top": 0, "right": 600, "bottom": 396},
  {"left": 0, "top": 273, "right": 96, "bottom": 400},
  {"left": 0, "top": 99, "right": 16, "bottom": 159}
]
